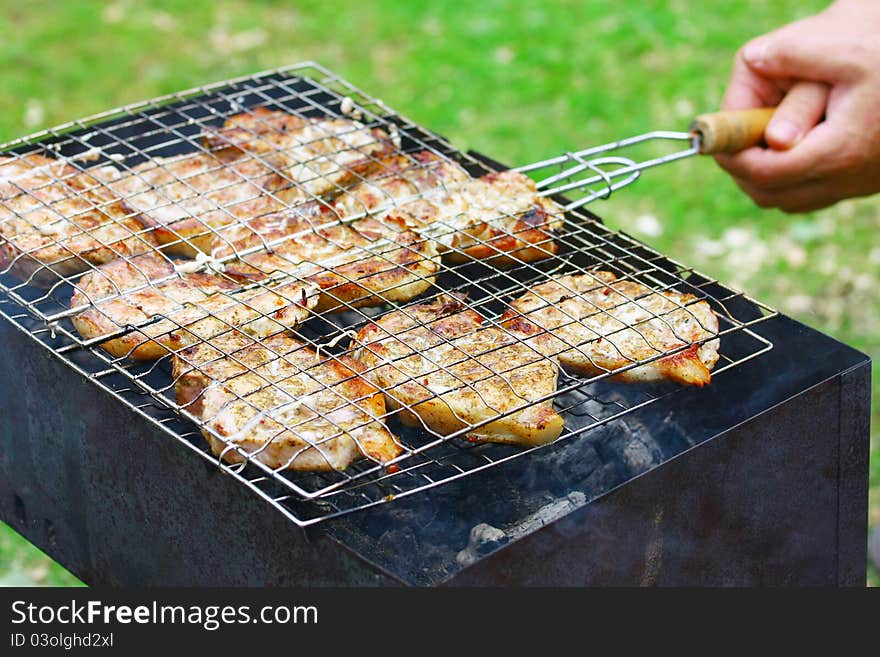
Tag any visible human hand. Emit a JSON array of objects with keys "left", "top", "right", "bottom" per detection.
[{"left": 715, "top": 0, "right": 880, "bottom": 212}]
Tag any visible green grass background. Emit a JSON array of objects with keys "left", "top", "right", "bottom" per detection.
[{"left": 0, "top": 0, "right": 875, "bottom": 586}]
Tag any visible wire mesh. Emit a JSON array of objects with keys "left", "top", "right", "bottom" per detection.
[{"left": 0, "top": 62, "right": 776, "bottom": 525}]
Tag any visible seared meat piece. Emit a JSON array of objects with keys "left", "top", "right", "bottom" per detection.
[
  {"left": 211, "top": 207, "right": 440, "bottom": 312},
  {"left": 1, "top": 153, "right": 75, "bottom": 200},
  {"left": 0, "top": 154, "right": 156, "bottom": 285},
  {"left": 173, "top": 332, "right": 402, "bottom": 471},
  {"left": 330, "top": 151, "right": 472, "bottom": 221},
  {"left": 501, "top": 272, "right": 720, "bottom": 386},
  {"left": 95, "top": 108, "right": 396, "bottom": 258},
  {"left": 329, "top": 151, "right": 563, "bottom": 265},
  {"left": 354, "top": 294, "right": 563, "bottom": 446},
  {"left": 202, "top": 108, "right": 310, "bottom": 156},
  {"left": 71, "top": 252, "right": 318, "bottom": 359},
  {"left": 202, "top": 107, "right": 397, "bottom": 204},
  {"left": 446, "top": 169, "right": 563, "bottom": 264},
  {"left": 96, "top": 151, "right": 289, "bottom": 257}
]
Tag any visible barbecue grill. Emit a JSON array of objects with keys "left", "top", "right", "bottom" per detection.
[{"left": 0, "top": 63, "right": 870, "bottom": 586}]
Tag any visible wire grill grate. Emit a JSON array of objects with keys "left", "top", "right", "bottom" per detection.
[{"left": 0, "top": 62, "right": 776, "bottom": 525}]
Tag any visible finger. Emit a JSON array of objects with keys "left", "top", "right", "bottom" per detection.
[
  {"left": 742, "top": 25, "right": 861, "bottom": 83},
  {"left": 764, "top": 81, "right": 829, "bottom": 150},
  {"left": 732, "top": 175, "right": 849, "bottom": 213},
  {"left": 721, "top": 47, "right": 785, "bottom": 111},
  {"left": 713, "top": 120, "right": 839, "bottom": 189}
]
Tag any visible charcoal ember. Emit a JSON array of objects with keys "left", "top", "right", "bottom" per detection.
[
  {"left": 616, "top": 419, "right": 666, "bottom": 473},
  {"left": 512, "top": 435, "right": 609, "bottom": 497}
]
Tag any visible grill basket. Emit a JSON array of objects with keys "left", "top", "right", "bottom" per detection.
[{"left": 0, "top": 63, "right": 777, "bottom": 525}]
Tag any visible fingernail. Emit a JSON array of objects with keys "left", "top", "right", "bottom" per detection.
[
  {"left": 768, "top": 119, "right": 801, "bottom": 147},
  {"left": 743, "top": 40, "right": 767, "bottom": 66}
]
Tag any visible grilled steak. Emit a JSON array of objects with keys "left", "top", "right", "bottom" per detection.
[
  {"left": 94, "top": 151, "right": 289, "bottom": 257},
  {"left": 329, "top": 152, "right": 563, "bottom": 265},
  {"left": 87, "top": 108, "right": 395, "bottom": 258},
  {"left": 202, "top": 107, "right": 397, "bottom": 204},
  {"left": 353, "top": 294, "right": 563, "bottom": 446},
  {"left": 71, "top": 252, "right": 319, "bottom": 359},
  {"left": 0, "top": 154, "right": 157, "bottom": 285},
  {"left": 211, "top": 207, "right": 440, "bottom": 312},
  {"left": 501, "top": 272, "right": 720, "bottom": 386},
  {"left": 173, "top": 332, "right": 402, "bottom": 471},
  {"left": 446, "top": 169, "right": 563, "bottom": 264}
]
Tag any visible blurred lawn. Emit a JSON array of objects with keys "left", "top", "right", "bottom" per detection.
[{"left": 1, "top": 0, "right": 875, "bottom": 586}]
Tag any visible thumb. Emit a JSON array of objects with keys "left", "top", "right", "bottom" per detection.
[
  {"left": 764, "top": 81, "right": 829, "bottom": 150},
  {"left": 742, "top": 25, "right": 858, "bottom": 83}
]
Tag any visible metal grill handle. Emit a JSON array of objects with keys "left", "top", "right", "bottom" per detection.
[
  {"left": 516, "top": 130, "right": 698, "bottom": 211},
  {"left": 521, "top": 106, "right": 777, "bottom": 210}
]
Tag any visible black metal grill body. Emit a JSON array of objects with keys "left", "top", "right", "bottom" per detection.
[{"left": 1, "top": 275, "right": 869, "bottom": 586}]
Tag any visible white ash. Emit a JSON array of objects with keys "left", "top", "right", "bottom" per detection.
[{"left": 455, "top": 523, "right": 506, "bottom": 566}]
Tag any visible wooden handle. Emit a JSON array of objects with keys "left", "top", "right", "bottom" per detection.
[{"left": 690, "top": 108, "right": 775, "bottom": 154}]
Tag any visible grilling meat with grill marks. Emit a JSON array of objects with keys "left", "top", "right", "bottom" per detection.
[
  {"left": 172, "top": 332, "right": 402, "bottom": 471},
  {"left": 330, "top": 150, "right": 472, "bottom": 220},
  {"left": 93, "top": 151, "right": 289, "bottom": 258},
  {"left": 501, "top": 272, "right": 720, "bottom": 386},
  {"left": 329, "top": 151, "right": 563, "bottom": 265},
  {"left": 87, "top": 108, "right": 396, "bottom": 258},
  {"left": 70, "top": 252, "right": 319, "bottom": 359},
  {"left": 0, "top": 154, "right": 157, "bottom": 285},
  {"left": 353, "top": 294, "right": 563, "bottom": 446},
  {"left": 445, "top": 169, "right": 563, "bottom": 264},
  {"left": 202, "top": 107, "right": 396, "bottom": 204},
  {"left": 210, "top": 207, "right": 440, "bottom": 312}
]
